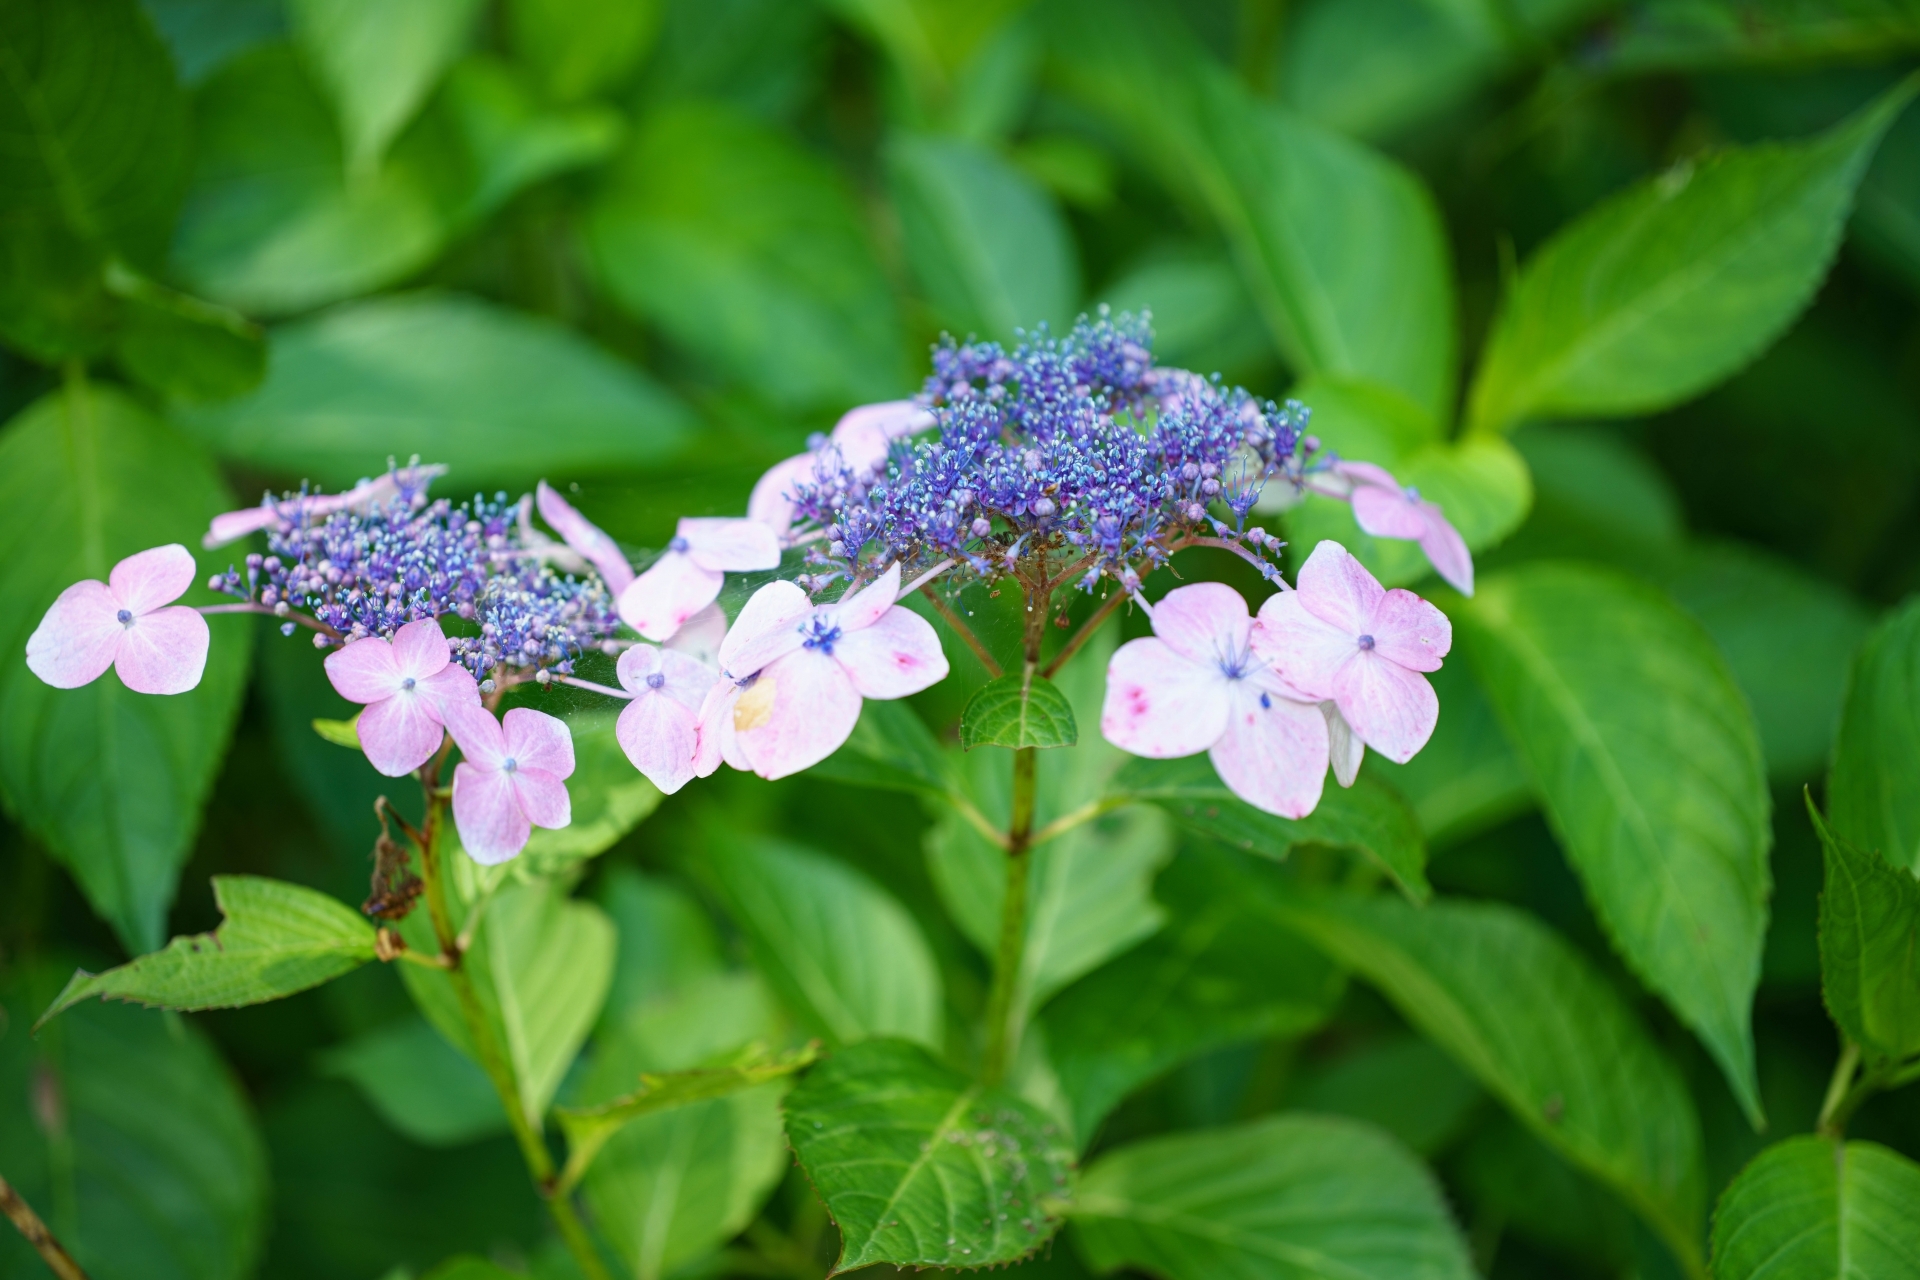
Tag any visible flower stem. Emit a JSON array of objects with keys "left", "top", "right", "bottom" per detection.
[
  {"left": 413, "top": 784, "right": 613, "bottom": 1280},
  {"left": 923, "top": 590, "right": 1003, "bottom": 678},
  {"left": 979, "top": 746, "right": 1037, "bottom": 1088},
  {"left": 0, "top": 1172, "right": 90, "bottom": 1280},
  {"left": 1041, "top": 588, "right": 1128, "bottom": 679}
]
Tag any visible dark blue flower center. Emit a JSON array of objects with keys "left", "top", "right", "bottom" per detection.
[
  {"left": 116, "top": 609, "right": 133, "bottom": 626},
  {"left": 668, "top": 535, "right": 690, "bottom": 553},
  {"left": 400, "top": 676, "right": 416, "bottom": 690},
  {"left": 1357, "top": 634, "right": 1375, "bottom": 650},
  {"left": 502, "top": 757, "right": 518, "bottom": 774},
  {"left": 646, "top": 671, "right": 665, "bottom": 689},
  {"left": 802, "top": 617, "right": 843, "bottom": 655}
]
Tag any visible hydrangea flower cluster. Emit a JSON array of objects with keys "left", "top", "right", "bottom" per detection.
[
  {"left": 22, "top": 313, "right": 1475, "bottom": 868},
  {"left": 206, "top": 465, "right": 619, "bottom": 682}
]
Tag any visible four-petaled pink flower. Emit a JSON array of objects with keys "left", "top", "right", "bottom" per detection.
[
  {"left": 1101, "top": 582, "right": 1331, "bottom": 818},
  {"left": 695, "top": 563, "right": 947, "bottom": 780},
  {"left": 203, "top": 465, "right": 447, "bottom": 549},
  {"left": 323, "top": 618, "right": 480, "bottom": 776},
  {"left": 444, "top": 704, "right": 574, "bottom": 865},
  {"left": 618, "top": 518, "right": 781, "bottom": 642},
  {"left": 1333, "top": 460, "right": 1473, "bottom": 596},
  {"left": 535, "top": 481, "right": 634, "bottom": 594},
  {"left": 26, "top": 545, "right": 211, "bottom": 695},
  {"left": 748, "top": 401, "right": 932, "bottom": 538},
  {"left": 614, "top": 643, "right": 714, "bottom": 795},
  {"left": 1252, "top": 541, "right": 1451, "bottom": 764}
]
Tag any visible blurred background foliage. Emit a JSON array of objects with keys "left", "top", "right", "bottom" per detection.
[{"left": 3, "top": 0, "right": 1920, "bottom": 1277}]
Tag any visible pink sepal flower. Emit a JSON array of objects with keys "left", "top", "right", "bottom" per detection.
[
  {"left": 204, "top": 465, "right": 448, "bottom": 549},
  {"left": 664, "top": 602, "right": 727, "bottom": 671},
  {"left": 1322, "top": 701, "right": 1365, "bottom": 788},
  {"left": 535, "top": 482, "right": 634, "bottom": 594},
  {"left": 1331, "top": 460, "right": 1474, "bottom": 596},
  {"left": 618, "top": 518, "right": 781, "bottom": 642},
  {"left": 26, "top": 544, "right": 210, "bottom": 695},
  {"left": 748, "top": 401, "right": 932, "bottom": 537},
  {"left": 614, "top": 643, "right": 714, "bottom": 795},
  {"left": 1100, "top": 582, "right": 1330, "bottom": 819},
  {"left": 1252, "top": 541, "right": 1451, "bottom": 764},
  {"left": 694, "top": 563, "right": 948, "bottom": 781},
  {"left": 444, "top": 704, "right": 574, "bottom": 865},
  {"left": 322, "top": 617, "right": 481, "bottom": 777}
]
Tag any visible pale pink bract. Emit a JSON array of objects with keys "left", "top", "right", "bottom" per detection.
[
  {"left": 26, "top": 544, "right": 211, "bottom": 695},
  {"left": 322, "top": 617, "right": 481, "bottom": 776},
  {"left": 614, "top": 643, "right": 714, "bottom": 795},
  {"left": 1100, "top": 582, "right": 1331, "bottom": 819},
  {"left": 535, "top": 481, "right": 635, "bottom": 594},
  {"left": 694, "top": 563, "right": 948, "bottom": 781},
  {"left": 444, "top": 704, "right": 575, "bottom": 865},
  {"left": 1332, "top": 460, "right": 1474, "bottom": 596},
  {"left": 617, "top": 517, "right": 781, "bottom": 642},
  {"left": 203, "top": 465, "right": 448, "bottom": 549},
  {"left": 1252, "top": 541, "right": 1451, "bottom": 764},
  {"left": 747, "top": 401, "right": 932, "bottom": 538}
]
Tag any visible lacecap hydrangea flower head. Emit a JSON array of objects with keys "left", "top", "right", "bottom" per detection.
[{"left": 22, "top": 313, "right": 1469, "bottom": 865}]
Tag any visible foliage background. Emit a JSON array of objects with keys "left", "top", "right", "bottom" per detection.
[{"left": 3, "top": 0, "right": 1920, "bottom": 1277}]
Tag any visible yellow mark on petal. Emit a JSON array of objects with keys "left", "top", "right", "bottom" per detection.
[{"left": 734, "top": 676, "right": 778, "bottom": 731}]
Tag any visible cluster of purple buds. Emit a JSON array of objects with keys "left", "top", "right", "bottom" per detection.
[
  {"left": 782, "top": 312, "right": 1320, "bottom": 595},
  {"left": 207, "top": 465, "right": 619, "bottom": 682}
]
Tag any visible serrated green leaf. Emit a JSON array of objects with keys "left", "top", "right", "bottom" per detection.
[
  {"left": 1808, "top": 795, "right": 1920, "bottom": 1064},
  {"left": 1045, "top": 0, "right": 1456, "bottom": 418},
  {"left": 1109, "top": 754, "right": 1430, "bottom": 902},
  {"left": 556, "top": 1043, "right": 818, "bottom": 1189},
  {"left": 1069, "top": 1113, "right": 1476, "bottom": 1280},
  {"left": 289, "top": 0, "right": 480, "bottom": 176},
  {"left": 1269, "top": 891, "right": 1706, "bottom": 1273},
  {"left": 39, "top": 876, "right": 374, "bottom": 1026},
  {"left": 700, "top": 835, "right": 943, "bottom": 1048},
  {"left": 0, "top": 0, "right": 188, "bottom": 359},
  {"left": 887, "top": 131, "right": 1080, "bottom": 341},
  {"left": 1456, "top": 563, "right": 1771, "bottom": 1127},
  {"left": 397, "top": 878, "right": 614, "bottom": 1128},
  {"left": 1, "top": 974, "right": 268, "bottom": 1280},
  {"left": 960, "top": 672, "right": 1078, "bottom": 749},
  {"left": 311, "top": 714, "right": 362, "bottom": 749},
  {"left": 784, "top": 1038, "right": 1076, "bottom": 1273},
  {"left": 319, "top": 1014, "right": 505, "bottom": 1147},
  {"left": 1710, "top": 1137, "right": 1920, "bottom": 1280},
  {"left": 583, "top": 101, "right": 907, "bottom": 411},
  {"left": 1830, "top": 595, "right": 1920, "bottom": 875},
  {"left": 1469, "top": 78, "right": 1918, "bottom": 433},
  {"left": 178, "top": 292, "right": 693, "bottom": 490},
  {"left": 0, "top": 384, "right": 253, "bottom": 952},
  {"left": 1042, "top": 846, "right": 1344, "bottom": 1141}
]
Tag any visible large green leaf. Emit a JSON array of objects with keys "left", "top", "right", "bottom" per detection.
[
  {"left": 1280, "top": 0, "right": 1508, "bottom": 142},
  {"left": 104, "top": 265, "right": 267, "bottom": 403},
  {"left": 1042, "top": 846, "right": 1345, "bottom": 1141},
  {"left": 0, "top": 976, "right": 268, "bottom": 1280},
  {"left": 437, "top": 56, "right": 623, "bottom": 222},
  {"left": 1456, "top": 563, "right": 1771, "bottom": 1127},
  {"left": 289, "top": 0, "right": 480, "bottom": 175},
  {"left": 960, "top": 672, "right": 1079, "bottom": 750},
  {"left": 1272, "top": 891, "right": 1706, "bottom": 1271},
  {"left": 1046, "top": 0, "right": 1456, "bottom": 418},
  {"left": 178, "top": 292, "right": 693, "bottom": 489},
  {"left": 783, "top": 1038, "right": 1076, "bottom": 1272},
  {"left": 0, "top": 384, "right": 252, "bottom": 952},
  {"left": 506, "top": 0, "right": 662, "bottom": 102},
  {"left": 1070, "top": 1113, "right": 1476, "bottom": 1280},
  {"left": 595, "top": 866, "right": 724, "bottom": 1029},
  {"left": 172, "top": 43, "right": 464, "bottom": 314},
  {"left": 1710, "top": 1136, "right": 1920, "bottom": 1280},
  {"left": 398, "top": 877, "right": 615, "bottom": 1128},
  {"left": 583, "top": 101, "right": 907, "bottom": 410},
  {"left": 318, "top": 1014, "right": 506, "bottom": 1147},
  {"left": 1469, "top": 79, "right": 1918, "bottom": 433},
  {"left": 1829, "top": 595, "right": 1920, "bottom": 875},
  {"left": 1287, "top": 1035, "right": 1484, "bottom": 1158},
  {"left": 0, "top": 0, "right": 187, "bottom": 359},
  {"left": 1809, "top": 796, "right": 1920, "bottom": 1064},
  {"left": 1109, "top": 754, "right": 1430, "bottom": 902},
  {"left": 39, "top": 875, "right": 374, "bottom": 1024},
  {"left": 579, "top": 970, "right": 790, "bottom": 1280},
  {"left": 887, "top": 131, "right": 1079, "bottom": 341},
  {"left": 700, "top": 835, "right": 943, "bottom": 1048}
]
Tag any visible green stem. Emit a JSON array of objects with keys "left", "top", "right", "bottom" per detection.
[
  {"left": 414, "top": 789, "right": 613, "bottom": 1280},
  {"left": 979, "top": 748, "right": 1036, "bottom": 1087},
  {"left": 1818, "top": 1040, "right": 1867, "bottom": 1137}
]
